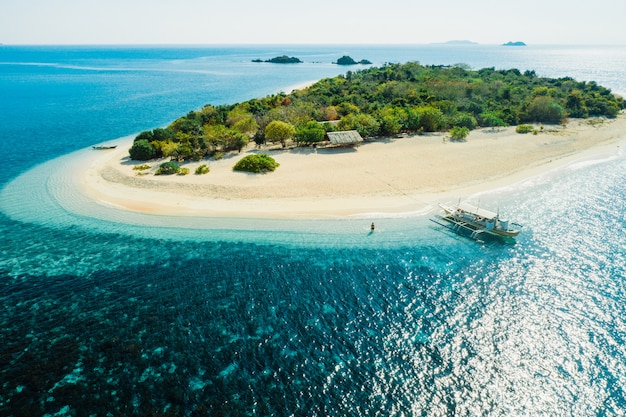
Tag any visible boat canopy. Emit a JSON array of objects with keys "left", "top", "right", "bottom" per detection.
[{"left": 458, "top": 202, "right": 498, "bottom": 219}]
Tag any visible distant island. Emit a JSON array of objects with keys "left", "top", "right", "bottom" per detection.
[
  {"left": 442, "top": 40, "right": 478, "bottom": 45},
  {"left": 334, "top": 55, "right": 372, "bottom": 65},
  {"left": 252, "top": 55, "right": 302, "bottom": 64},
  {"left": 503, "top": 41, "right": 527, "bottom": 46}
]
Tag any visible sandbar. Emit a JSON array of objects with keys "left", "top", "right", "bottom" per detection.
[{"left": 80, "top": 114, "right": 626, "bottom": 219}]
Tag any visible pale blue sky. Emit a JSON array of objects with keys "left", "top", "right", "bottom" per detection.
[{"left": 1, "top": 0, "right": 625, "bottom": 45}]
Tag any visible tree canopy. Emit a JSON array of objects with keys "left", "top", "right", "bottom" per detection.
[{"left": 129, "top": 61, "right": 624, "bottom": 161}]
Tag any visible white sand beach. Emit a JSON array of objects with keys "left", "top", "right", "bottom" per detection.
[{"left": 80, "top": 114, "right": 626, "bottom": 219}]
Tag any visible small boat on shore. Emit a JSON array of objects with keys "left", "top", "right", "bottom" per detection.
[
  {"left": 92, "top": 145, "right": 117, "bottom": 150},
  {"left": 432, "top": 201, "right": 522, "bottom": 240}
]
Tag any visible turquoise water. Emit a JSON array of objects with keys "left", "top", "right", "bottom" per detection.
[{"left": 1, "top": 45, "right": 625, "bottom": 416}]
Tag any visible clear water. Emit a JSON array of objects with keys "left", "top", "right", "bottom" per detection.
[{"left": 1, "top": 45, "right": 625, "bottom": 416}]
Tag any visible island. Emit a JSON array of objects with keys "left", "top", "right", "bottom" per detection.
[
  {"left": 334, "top": 55, "right": 372, "bottom": 65},
  {"left": 253, "top": 55, "right": 302, "bottom": 64},
  {"left": 79, "top": 61, "right": 626, "bottom": 218},
  {"left": 503, "top": 41, "right": 527, "bottom": 46},
  {"left": 442, "top": 40, "right": 478, "bottom": 45}
]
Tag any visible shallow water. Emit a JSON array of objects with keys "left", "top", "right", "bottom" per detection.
[{"left": 1, "top": 45, "right": 626, "bottom": 416}]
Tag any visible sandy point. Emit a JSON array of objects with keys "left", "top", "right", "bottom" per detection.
[{"left": 80, "top": 113, "right": 626, "bottom": 219}]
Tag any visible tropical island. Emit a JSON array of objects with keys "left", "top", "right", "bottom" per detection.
[
  {"left": 129, "top": 61, "right": 623, "bottom": 165},
  {"left": 334, "top": 55, "right": 373, "bottom": 65},
  {"left": 78, "top": 61, "right": 626, "bottom": 218},
  {"left": 503, "top": 41, "right": 527, "bottom": 46},
  {"left": 252, "top": 55, "right": 302, "bottom": 64}
]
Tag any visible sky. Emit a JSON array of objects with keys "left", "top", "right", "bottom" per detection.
[{"left": 1, "top": 0, "right": 625, "bottom": 45}]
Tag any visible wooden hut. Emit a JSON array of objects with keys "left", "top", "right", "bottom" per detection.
[{"left": 325, "top": 130, "right": 364, "bottom": 147}]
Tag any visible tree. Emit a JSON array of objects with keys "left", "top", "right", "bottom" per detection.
[
  {"left": 265, "top": 120, "right": 296, "bottom": 147},
  {"left": 295, "top": 121, "right": 326, "bottom": 144},
  {"left": 450, "top": 112, "right": 478, "bottom": 129},
  {"left": 232, "top": 117, "right": 259, "bottom": 136},
  {"left": 524, "top": 97, "right": 565, "bottom": 124},
  {"left": 566, "top": 90, "right": 587, "bottom": 118},
  {"left": 414, "top": 106, "right": 445, "bottom": 132},
  {"left": 134, "top": 130, "right": 154, "bottom": 142},
  {"left": 377, "top": 107, "right": 405, "bottom": 136},
  {"left": 338, "top": 113, "right": 380, "bottom": 138},
  {"left": 129, "top": 139, "right": 155, "bottom": 160},
  {"left": 480, "top": 111, "right": 506, "bottom": 129},
  {"left": 225, "top": 131, "right": 250, "bottom": 153}
]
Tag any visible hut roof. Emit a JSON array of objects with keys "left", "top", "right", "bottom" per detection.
[{"left": 326, "top": 130, "right": 364, "bottom": 145}]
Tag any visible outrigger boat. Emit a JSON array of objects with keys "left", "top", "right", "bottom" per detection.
[
  {"left": 92, "top": 145, "right": 117, "bottom": 150},
  {"left": 432, "top": 201, "right": 522, "bottom": 240}
]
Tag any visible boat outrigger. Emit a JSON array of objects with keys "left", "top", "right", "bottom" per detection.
[
  {"left": 92, "top": 145, "right": 117, "bottom": 150},
  {"left": 432, "top": 202, "right": 522, "bottom": 240}
]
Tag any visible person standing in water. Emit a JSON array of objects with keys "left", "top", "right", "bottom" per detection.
[{"left": 371, "top": 222, "right": 375, "bottom": 232}]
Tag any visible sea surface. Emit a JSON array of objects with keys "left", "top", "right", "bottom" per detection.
[{"left": 1, "top": 44, "right": 625, "bottom": 416}]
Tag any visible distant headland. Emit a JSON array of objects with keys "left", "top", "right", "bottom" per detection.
[
  {"left": 441, "top": 40, "right": 478, "bottom": 45},
  {"left": 333, "top": 55, "right": 372, "bottom": 65},
  {"left": 252, "top": 55, "right": 302, "bottom": 64}
]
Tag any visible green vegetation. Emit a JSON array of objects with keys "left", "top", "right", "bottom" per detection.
[
  {"left": 178, "top": 167, "right": 190, "bottom": 175},
  {"left": 195, "top": 164, "right": 210, "bottom": 175},
  {"left": 129, "top": 139, "right": 156, "bottom": 160},
  {"left": 449, "top": 126, "right": 470, "bottom": 141},
  {"left": 295, "top": 121, "right": 326, "bottom": 145},
  {"left": 516, "top": 124, "right": 535, "bottom": 134},
  {"left": 132, "top": 164, "right": 151, "bottom": 171},
  {"left": 233, "top": 154, "right": 280, "bottom": 173},
  {"left": 335, "top": 56, "right": 372, "bottom": 65},
  {"left": 265, "top": 120, "right": 296, "bottom": 147},
  {"left": 253, "top": 56, "right": 302, "bottom": 64},
  {"left": 155, "top": 161, "right": 180, "bottom": 175},
  {"left": 129, "top": 62, "right": 624, "bottom": 162}
]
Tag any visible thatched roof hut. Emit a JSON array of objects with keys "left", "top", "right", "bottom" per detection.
[{"left": 326, "top": 130, "right": 364, "bottom": 147}]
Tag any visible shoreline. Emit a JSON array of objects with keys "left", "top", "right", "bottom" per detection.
[{"left": 80, "top": 113, "right": 626, "bottom": 219}]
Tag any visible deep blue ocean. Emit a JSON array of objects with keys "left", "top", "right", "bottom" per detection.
[{"left": 1, "top": 44, "right": 625, "bottom": 416}]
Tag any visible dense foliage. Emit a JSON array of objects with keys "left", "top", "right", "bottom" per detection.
[
  {"left": 233, "top": 154, "right": 280, "bottom": 173},
  {"left": 129, "top": 62, "right": 624, "bottom": 161},
  {"left": 155, "top": 161, "right": 180, "bottom": 175}
]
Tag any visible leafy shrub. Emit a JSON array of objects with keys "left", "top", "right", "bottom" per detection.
[
  {"left": 233, "top": 154, "right": 280, "bottom": 173},
  {"left": 178, "top": 167, "right": 190, "bottom": 175},
  {"left": 449, "top": 126, "right": 470, "bottom": 141},
  {"left": 414, "top": 106, "right": 445, "bottom": 132},
  {"left": 338, "top": 113, "right": 380, "bottom": 137},
  {"left": 295, "top": 121, "right": 326, "bottom": 144},
  {"left": 195, "top": 164, "right": 210, "bottom": 175},
  {"left": 451, "top": 113, "right": 478, "bottom": 130},
  {"left": 155, "top": 161, "right": 180, "bottom": 175},
  {"left": 213, "top": 151, "right": 223, "bottom": 160},
  {"left": 132, "top": 164, "right": 151, "bottom": 171},
  {"left": 524, "top": 97, "right": 565, "bottom": 124},
  {"left": 515, "top": 124, "right": 534, "bottom": 134},
  {"left": 129, "top": 139, "right": 156, "bottom": 161}
]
